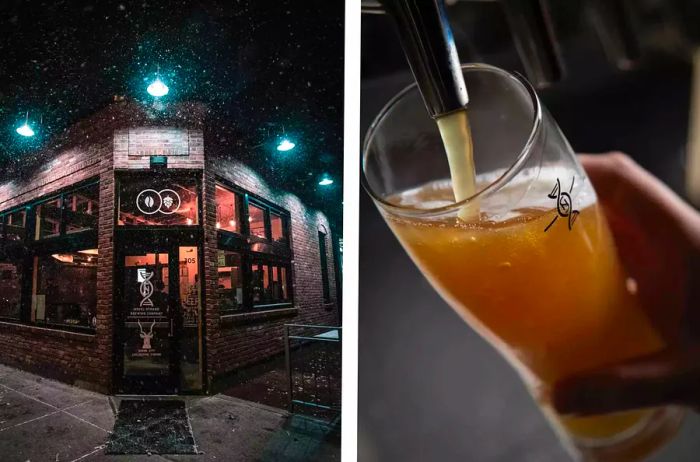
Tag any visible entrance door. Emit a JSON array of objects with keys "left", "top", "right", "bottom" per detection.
[
  {"left": 115, "top": 239, "right": 204, "bottom": 394},
  {"left": 117, "top": 245, "right": 179, "bottom": 394}
]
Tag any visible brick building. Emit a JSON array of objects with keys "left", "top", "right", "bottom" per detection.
[{"left": 0, "top": 100, "right": 339, "bottom": 394}]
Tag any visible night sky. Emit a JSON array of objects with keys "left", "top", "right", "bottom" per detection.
[{"left": 0, "top": 0, "right": 344, "bottom": 230}]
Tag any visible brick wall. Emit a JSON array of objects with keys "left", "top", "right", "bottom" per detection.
[
  {"left": 0, "top": 99, "right": 339, "bottom": 393},
  {"left": 0, "top": 138, "right": 113, "bottom": 392},
  {"left": 203, "top": 157, "right": 339, "bottom": 380},
  {"left": 113, "top": 128, "right": 204, "bottom": 170}
]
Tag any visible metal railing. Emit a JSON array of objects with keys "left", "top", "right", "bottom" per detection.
[{"left": 284, "top": 324, "right": 342, "bottom": 414}]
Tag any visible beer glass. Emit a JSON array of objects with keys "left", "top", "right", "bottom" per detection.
[{"left": 361, "top": 63, "right": 684, "bottom": 461}]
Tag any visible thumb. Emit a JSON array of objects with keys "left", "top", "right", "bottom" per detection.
[{"left": 552, "top": 347, "right": 700, "bottom": 416}]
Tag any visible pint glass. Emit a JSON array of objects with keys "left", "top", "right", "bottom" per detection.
[{"left": 361, "top": 64, "right": 684, "bottom": 461}]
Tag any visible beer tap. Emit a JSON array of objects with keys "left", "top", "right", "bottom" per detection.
[{"left": 377, "top": 0, "right": 468, "bottom": 119}]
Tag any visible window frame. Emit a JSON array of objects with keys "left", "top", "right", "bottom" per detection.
[
  {"left": 318, "top": 230, "right": 331, "bottom": 303},
  {"left": 115, "top": 170, "right": 202, "bottom": 229},
  {"left": 0, "top": 177, "right": 100, "bottom": 333},
  {"left": 215, "top": 178, "right": 294, "bottom": 315},
  {"left": 214, "top": 179, "right": 291, "bottom": 247},
  {"left": 33, "top": 179, "right": 100, "bottom": 241}
]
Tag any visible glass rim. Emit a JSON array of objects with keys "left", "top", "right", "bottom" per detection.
[{"left": 361, "top": 63, "right": 543, "bottom": 217}]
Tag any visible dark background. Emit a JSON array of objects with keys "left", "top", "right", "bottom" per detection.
[
  {"left": 359, "top": 3, "right": 700, "bottom": 461},
  {"left": 0, "top": 0, "right": 343, "bottom": 230}
]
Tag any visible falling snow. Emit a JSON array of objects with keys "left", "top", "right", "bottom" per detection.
[{"left": 0, "top": 0, "right": 343, "bottom": 228}]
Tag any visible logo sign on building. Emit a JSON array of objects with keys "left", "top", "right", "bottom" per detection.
[{"left": 136, "top": 189, "right": 181, "bottom": 215}]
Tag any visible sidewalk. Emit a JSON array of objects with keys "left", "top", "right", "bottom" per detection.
[{"left": 0, "top": 364, "right": 340, "bottom": 462}]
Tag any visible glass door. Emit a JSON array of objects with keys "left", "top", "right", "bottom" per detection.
[{"left": 117, "top": 247, "right": 179, "bottom": 394}]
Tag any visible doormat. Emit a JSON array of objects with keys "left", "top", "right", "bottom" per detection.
[{"left": 105, "top": 400, "right": 197, "bottom": 455}]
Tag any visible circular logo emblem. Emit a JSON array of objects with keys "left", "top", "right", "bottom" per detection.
[{"left": 136, "top": 189, "right": 181, "bottom": 215}]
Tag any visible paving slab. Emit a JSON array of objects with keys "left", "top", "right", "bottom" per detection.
[
  {"left": 63, "top": 396, "right": 116, "bottom": 433},
  {"left": 0, "top": 386, "right": 57, "bottom": 431},
  {"left": 0, "top": 372, "right": 101, "bottom": 409},
  {"left": 0, "top": 364, "right": 340, "bottom": 462},
  {"left": 0, "top": 410, "right": 109, "bottom": 462}
]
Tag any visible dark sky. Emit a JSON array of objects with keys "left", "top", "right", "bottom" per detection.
[{"left": 0, "top": 0, "right": 344, "bottom": 230}]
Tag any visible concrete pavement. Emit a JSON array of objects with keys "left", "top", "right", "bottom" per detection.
[{"left": 0, "top": 364, "right": 339, "bottom": 462}]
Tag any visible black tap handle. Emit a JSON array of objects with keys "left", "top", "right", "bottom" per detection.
[{"left": 380, "top": 0, "right": 468, "bottom": 118}]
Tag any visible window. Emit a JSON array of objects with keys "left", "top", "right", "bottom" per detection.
[
  {"left": 0, "top": 260, "right": 22, "bottom": 319},
  {"left": 319, "top": 231, "right": 330, "bottom": 303},
  {"left": 215, "top": 182, "right": 289, "bottom": 244},
  {"left": 270, "top": 213, "right": 285, "bottom": 243},
  {"left": 217, "top": 250, "right": 243, "bottom": 313},
  {"left": 65, "top": 183, "right": 99, "bottom": 234},
  {"left": 34, "top": 182, "right": 99, "bottom": 240},
  {"left": 215, "top": 185, "right": 239, "bottom": 233},
  {"left": 32, "top": 249, "right": 98, "bottom": 329},
  {"left": 216, "top": 183, "right": 293, "bottom": 314},
  {"left": 5, "top": 209, "right": 27, "bottom": 242},
  {"left": 35, "top": 197, "right": 62, "bottom": 240},
  {"left": 248, "top": 204, "right": 266, "bottom": 238},
  {"left": 118, "top": 176, "right": 198, "bottom": 226},
  {"left": 252, "top": 259, "right": 292, "bottom": 307}
]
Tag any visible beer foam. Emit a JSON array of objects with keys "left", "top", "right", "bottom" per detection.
[{"left": 390, "top": 166, "right": 597, "bottom": 218}]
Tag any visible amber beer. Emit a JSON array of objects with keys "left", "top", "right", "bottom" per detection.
[{"left": 384, "top": 172, "right": 667, "bottom": 441}]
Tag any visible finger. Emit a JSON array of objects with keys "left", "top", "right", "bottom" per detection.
[
  {"left": 578, "top": 152, "right": 700, "bottom": 247},
  {"left": 553, "top": 348, "right": 700, "bottom": 416}
]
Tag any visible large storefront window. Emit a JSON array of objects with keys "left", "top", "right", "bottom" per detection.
[
  {"left": 32, "top": 249, "right": 98, "bottom": 329},
  {"left": 118, "top": 176, "right": 199, "bottom": 226},
  {"left": 215, "top": 182, "right": 293, "bottom": 314},
  {"left": 0, "top": 181, "right": 99, "bottom": 330}
]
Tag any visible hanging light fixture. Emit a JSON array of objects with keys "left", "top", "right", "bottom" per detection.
[
  {"left": 276, "top": 138, "right": 295, "bottom": 151},
  {"left": 16, "top": 112, "right": 35, "bottom": 137},
  {"left": 318, "top": 174, "right": 334, "bottom": 186},
  {"left": 147, "top": 66, "right": 169, "bottom": 97}
]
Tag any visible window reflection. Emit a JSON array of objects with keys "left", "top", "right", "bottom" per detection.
[{"left": 32, "top": 249, "right": 98, "bottom": 328}]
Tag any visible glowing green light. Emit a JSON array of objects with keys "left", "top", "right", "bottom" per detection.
[
  {"left": 147, "top": 78, "right": 169, "bottom": 97},
  {"left": 16, "top": 123, "right": 35, "bottom": 137},
  {"left": 318, "top": 175, "right": 333, "bottom": 186},
  {"left": 16, "top": 112, "right": 35, "bottom": 137},
  {"left": 277, "top": 139, "right": 295, "bottom": 151}
]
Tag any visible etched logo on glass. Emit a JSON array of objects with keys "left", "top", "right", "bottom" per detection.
[
  {"left": 138, "top": 268, "right": 155, "bottom": 307},
  {"left": 136, "top": 188, "right": 181, "bottom": 215},
  {"left": 544, "top": 177, "right": 580, "bottom": 232}
]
